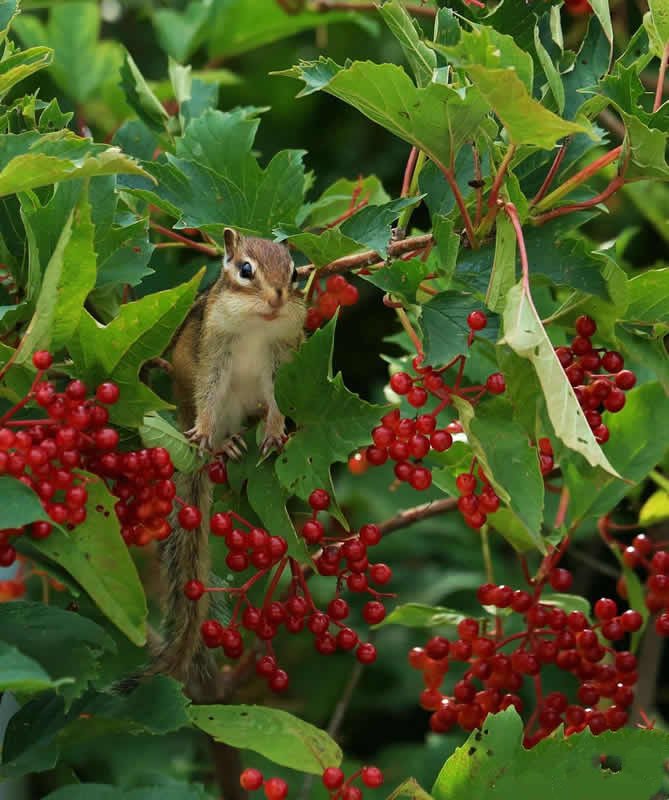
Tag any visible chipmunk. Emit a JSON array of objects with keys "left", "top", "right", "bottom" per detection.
[{"left": 151, "top": 228, "right": 306, "bottom": 700}]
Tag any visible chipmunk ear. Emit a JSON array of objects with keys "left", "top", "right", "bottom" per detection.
[{"left": 223, "top": 228, "right": 241, "bottom": 261}]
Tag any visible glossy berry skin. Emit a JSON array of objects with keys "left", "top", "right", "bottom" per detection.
[
  {"left": 95, "top": 382, "right": 120, "bottom": 404},
  {"left": 361, "top": 766, "right": 384, "bottom": 788},
  {"left": 240, "top": 769, "right": 264, "bottom": 792},
  {"left": 178, "top": 505, "right": 202, "bottom": 530},
  {"left": 32, "top": 350, "right": 53, "bottom": 370},
  {"left": 264, "top": 778, "right": 288, "bottom": 800},
  {"left": 356, "top": 642, "right": 377, "bottom": 663},
  {"left": 322, "top": 767, "right": 345, "bottom": 790},
  {"left": 467, "top": 310, "right": 487, "bottom": 331},
  {"left": 575, "top": 316, "right": 597, "bottom": 337},
  {"left": 184, "top": 580, "right": 205, "bottom": 601},
  {"left": 485, "top": 373, "right": 506, "bottom": 394},
  {"left": 308, "top": 489, "right": 330, "bottom": 511},
  {"left": 389, "top": 372, "right": 413, "bottom": 395}
]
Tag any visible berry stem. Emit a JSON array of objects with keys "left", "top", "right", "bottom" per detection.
[
  {"left": 532, "top": 145, "right": 623, "bottom": 212},
  {"left": 478, "top": 144, "right": 516, "bottom": 235},
  {"left": 532, "top": 175, "right": 626, "bottom": 225},
  {"left": 530, "top": 140, "right": 570, "bottom": 206},
  {"left": 401, "top": 147, "right": 419, "bottom": 197},
  {"left": 262, "top": 556, "right": 289, "bottom": 608},
  {"left": 502, "top": 202, "right": 531, "bottom": 294},
  {"left": 376, "top": 497, "right": 458, "bottom": 537},
  {"left": 472, "top": 143, "right": 484, "bottom": 228},
  {"left": 312, "top": 0, "right": 438, "bottom": 15},
  {"left": 324, "top": 195, "right": 370, "bottom": 229},
  {"left": 553, "top": 485, "right": 570, "bottom": 529},
  {"left": 654, "top": 42, "right": 669, "bottom": 113},
  {"left": 149, "top": 222, "right": 219, "bottom": 257},
  {"left": 0, "top": 370, "right": 44, "bottom": 425},
  {"left": 438, "top": 166, "right": 477, "bottom": 249},
  {"left": 395, "top": 307, "right": 423, "bottom": 357},
  {"left": 480, "top": 525, "right": 495, "bottom": 585}
]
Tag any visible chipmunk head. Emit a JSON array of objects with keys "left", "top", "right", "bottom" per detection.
[{"left": 219, "top": 228, "right": 305, "bottom": 327}]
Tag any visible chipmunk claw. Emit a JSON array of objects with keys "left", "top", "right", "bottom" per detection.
[
  {"left": 260, "top": 434, "right": 285, "bottom": 457},
  {"left": 185, "top": 427, "right": 213, "bottom": 456},
  {"left": 219, "top": 433, "right": 246, "bottom": 461}
]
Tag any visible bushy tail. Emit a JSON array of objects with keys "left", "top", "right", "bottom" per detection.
[{"left": 151, "top": 469, "right": 217, "bottom": 699}]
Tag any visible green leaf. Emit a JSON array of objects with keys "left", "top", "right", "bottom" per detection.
[
  {"left": 139, "top": 412, "right": 203, "bottom": 473},
  {"left": 28, "top": 476, "right": 148, "bottom": 646},
  {"left": 299, "top": 175, "right": 390, "bottom": 228},
  {"left": 69, "top": 272, "right": 202, "bottom": 427},
  {"left": 0, "top": 475, "right": 49, "bottom": 528},
  {"left": 486, "top": 214, "right": 517, "bottom": 312},
  {"left": 153, "top": 2, "right": 213, "bottom": 63},
  {"left": 0, "top": 0, "right": 19, "bottom": 42},
  {"left": 280, "top": 59, "right": 490, "bottom": 170},
  {"left": 190, "top": 704, "right": 342, "bottom": 774},
  {"left": 462, "top": 64, "right": 590, "bottom": 148},
  {"left": 120, "top": 51, "right": 170, "bottom": 135},
  {"left": 13, "top": 3, "right": 123, "bottom": 103},
  {"left": 0, "top": 46, "right": 53, "bottom": 100},
  {"left": 487, "top": 507, "right": 540, "bottom": 552},
  {"left": 339, "top": 196, "right": 423, "bottom": 258},
  {"left": 640, "top": 489, "right": 669, "bottom": 526},
  {"left": 421, "top": 293, "right": 500, "bottom": 366},
  {"left": 130, "top": 109, "right": 307, "bottom": 237},
  {"left": 624, "top": 267, "right": 669, "bottom": 324},
  {"left": 0, "top": 601, "right": 114, "bottom": 705},
  {"left": 276, "top": 227, "right": 360, "bottom": 267},
  {"left": 275, "top": 316, "right": 387, "bottom": 525},
  {"left": 565, "top": 383, "right": 669, "bottom": 522},
  {"left": 0, "top": 131, "right": 146, "bottom": 198},
  {"left": 541, "top": 592, "right": 591, "bottom": 616},
  {"left": 377, "top": 603, "right": 469, "bottom": 629},
  {"left": 0, "top": 643, "right": 71, "bottom": 694},
  {"left": 432, "top": 708, "right": 669, "bottom": 799},
  {"left": 379, "top": 0, "right": 436, "bottom": 88},
  {"left": 361, "top": 258, "right": 431, "bottom": 305},
  {"left": 562, "top": 21, "right": 611, "bottom": 120},
  {"left": 17, "top": 187, "right": 96, "bottom": 363},
  {"left": 620, "top": 112, "right": 669, "bottom": 179},
  {"left": 501, "top": 281, "right": 618, "bottom": 476},
  {"left": 453, "top": 397, "right": 545, "bottom": 549},
  {"left": 44, "top": 786, "right": 209, "bottom": 800},
  {"left": 388, "top": 779, "right": 434, "bottom": 800},
  {"left": 207, "top": 0, "right": 362, "bottom": 59},
  {"left": 534, "top": 25, "right": 565, "bottom": 114},
  {"left": 648, "top": 0, "right": 669, "bottom": 43}
]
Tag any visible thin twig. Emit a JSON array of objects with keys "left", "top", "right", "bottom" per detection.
[
  {"left": 530, "top": 141, "right": 570, "bottom": 206},
  {"left": 532, "top": 175, "right": 625, "bottom": 225},
  {"left": 439, "top": 166, "right": 477, "bottom": 248},
  {"left": 296, "top": 233, "right": 433, "bottom": 278},
  {"left": 401, "top": 147, "right": 419, "bottom": 197},
  {"left": 377, "top": 497, "right": 458, "bottom": 536},
  {"left": 311, "top": 0, "right": 437, "bottom": 17},
  {"left": 654, "top": 42, "right": 669, "bottom": 112},
  {"left": 150, "top": 222, "right": 220, "bottom": 257}
]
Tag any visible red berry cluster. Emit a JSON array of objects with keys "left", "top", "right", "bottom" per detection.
[
  {"left": 0, "top": 350, "right": 183, "bottom": 556},
  {"left": 610, "top": 530, "right": 669, "bottom": 638},
  {"left": 555, "top": 316, "right": 636, "bottom": 444},
  {"left": 306, "top": 274, "right": 359, "bottom": 331},
  {"left": 354, "top": 312, "right": 506, "bottom": 492},
  {"left": 565, "top": 0, "right": 591, "bottom": 14},
  {"left": 409, "top": 568, "right": 642, "bottom": 747},
  {"left": 240, "top": 765, "right": 383, "bottom": 800},
  {"left": 189, "top": 490, "right": 387, "bottom": 692},
  {"left": 454, "top": 466, "right": 500, "bottom": 530}
]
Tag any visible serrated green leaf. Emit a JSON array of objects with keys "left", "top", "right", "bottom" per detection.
[
  {"left": 0, "top": 602, "right": 114, "bottom": 706},
  {"left": 280, "top": 59, "right": 490, "bottom": 170},
  {"left": 379, "top": 0, "right": 436, "bottom": 88},
  {"left": 624, "top": 268, "right": 669, "bottom": 324},
  {"left": 0, "top": 46, "right": 53, "bottom": 99},
  {"left": 139, "top": 412, "right": 203, "bottom": 473},
  {"left": 486, "top": 214, "right": 516, "bottom": 312},
  {"left": 153, "top": 2, "right": 213, "bottom": 63},
  {"left": 377, "top": 602, "right": 469, "bottom": 629},
  {"left": 565, "top": 383, "right": 669, "bottom": 522},
  {"left": 361, "top": 258, "right": 430, "bottom": 304},
  {"left": 299, "top": 175, "right": 390, "bottom": 228},
  {"left": 275, "top": 316, "right": 387, "bottom": 525},
  {"left": 534, "top": 25, "right": 565, "bottom": 113},
  {"left": 648, "top": 0, "right": 669, "bottom": 42},
  {"left": 388, "top": 778, "right": 433, "bottom": 800},
  {"left": 502, "top": 281, "right": 618, "bottom": 476},
  {"left": 16, "top": 187, "right": 96, "bottom": 363},
  {"left": 340, "top": 196, "right": 423, "bottom": 258},
  {"left": 28, "top": 477, "right": 148, "bottom": 646},
  {"left": 69, "top": 272, "right": 202, "bottom": 427},
  {"left": 432, "top": 708, "right": 669, "bottom": 799},
  {"left": 0, "top": 643, "right": 71, "bottom": 694},
  {"left": 640, "top": 489, "right": 669, "bottom": 526},
  {"left": 562, "top": 21, "right": 611, "bottom": 120},
  {"left": 0, "top": 475, "right": 49, "bottom": 529},
  {"left": 0, "top": 131, "right": 146, "bottom": 198},
  {"left": 453, "top": 397, "right": 545, "bottom": 549},
  {"left": 276, "top": 227, "right": 360, "bottom": 267},
  {"left": 421, "top": 293, "right": 500, "bottom": 366},
  {"left": 190, "top": 704, "right": 342, "bottom": 774},
  {"left": 487, "top": 507, "right": 539, "bottom": 552}
]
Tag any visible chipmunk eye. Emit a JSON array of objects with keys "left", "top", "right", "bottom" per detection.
[{"left": 239, "top": 261, "right": 254, "bottom": 280}]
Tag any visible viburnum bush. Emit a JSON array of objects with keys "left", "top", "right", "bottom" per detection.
[{"left": 0, "top": 0, "right": 668, "bottom": 799}]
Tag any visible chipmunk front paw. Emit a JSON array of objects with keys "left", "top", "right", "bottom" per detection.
[
  {"left": 185, "top": 426, "right": 214, "bottom": 456},
  {"left": 219, "top": 433, "right": 247, "bottom": 461}
]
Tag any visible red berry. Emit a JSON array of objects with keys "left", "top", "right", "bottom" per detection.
[
  {"left": 594, "top": 597, "right": 617, "bottom": 621},
  {"left": 571, "top": 336, "right": 592, "bottom": 356},
  {"left": 407, "top": 387, "right": 428, "bottom": 408},
  {"left": 302, "top": 520, "right": 324, "bottom": 544},
  {"left": 390, "top": 372, "right": 413, "bottom": 395},
  {"left": 268, "top": 669, "right": 290, "bottom": 692},
  {"left": 361, "top": 766, "right": 384, "bottom": 788},
  {"left": 322, "top": 767, "right": 345, "bottom": 790},
  {"left": 179, "top": 505, "right": 202, "bottom": 530},
  {"left": 602, "top": 351, "right": 624, "bottom": 372},
  {"left": 201, "top": 619, "right": 224, "bottom": 648},
  {"left": 359, "top": 524, "right": 381, "bottom": 545},
  {"left": 356, "top": 642, "right": 377, "bottom": 663},
  {"left": 184, "top": 580, "right": 205, "bottom": 600},
  {"left": 32, "top": 350, "right": 53, "bottom": 370},
  {"left": 240, "top": 769, "right": 264, "bottom": 792},
  {"left": 264, "top": 778, "right": 288, "bottom": 800},
  {"left": 549, "top": 568, "right": 573, "bottom": 592},
  {"left": 305, "top": 307, "right": 323, "bottom": 330},
  {"left": 604, "top": 387, "right": 626, "bottom": 413},
  {"left": 363, "top": 600, "right": 386, "bottom": 625},
  {"left": 655, "top": 612, "right": 669, "bottom": 636},
  {"left": 208, "top": 461, "right": 228, "bottom": 483},
  {"left": 95, "top": 382, "right": 120, "bottom": 404},
  {"left": 339, "top": 284, "right": 359, "bottom": 307},
  {"left": 369, "top": 563, "right": 392, "bottom": 584},
  {"left": 575, "top": 315, "right": 597, "bottom": 337},
  {"left": 409, "top": 466, "right": 432, "bottom": 491},
  {"left": 308, "top": 489, "right": 330, "bottom": 511},
  {"left": 615, "top": 370, "right": 636, "bottom": 390},
  {"left": 326, "top": 275, "right": 348, "bottom": 294},
  {"left": 456, "top": 473, "right": 477, "bottom": 495},
  {"left": 430, "top": 430, "right": 453, "bottom": 452},
  {"left": 467, "top": 310, "right": 487, "bottom": 331},
  {"left": 485, "top": 373, "right": 506, "bottom": 394}
]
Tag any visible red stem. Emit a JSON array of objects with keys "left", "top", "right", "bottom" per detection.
[
  {"left": 532, "top": 175, "right": 625, "bottom": 225},
  {"left": 401, "top": 147, "right": 419, "bottom": 197},
  {"left": 502, "top": 202, "right": 531, "bottom": 293},
  {"left": 0, "top": 370, "right": 45, "bottom": 425},
  {"left": 531, "top": 142, "right": 570, "bottom": 206},
  {"left": 439, "top": 167, "right": 477, "bottom": 248},
  {"left": 150, "top": 222, "right": 219, "bottom": 257},
  {"left": 654, "top": 43, "right": 669, "bottom": 113}
]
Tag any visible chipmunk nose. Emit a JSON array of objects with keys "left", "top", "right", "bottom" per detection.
[{"left": 267, "top": 288, "right": 284, "bottom": 309}]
